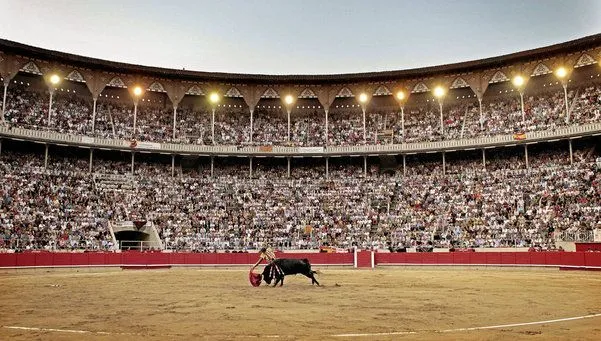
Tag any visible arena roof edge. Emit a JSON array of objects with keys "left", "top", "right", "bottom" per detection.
[{"left": 0, "top": 33, "right": 600, "bottom": 84}]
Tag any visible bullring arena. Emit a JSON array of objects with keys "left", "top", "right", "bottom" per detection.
[
  {"left": 1, "top": 7, "right": 601, "bottom": 340},
  {"left": 1, "top": 266, "right": 601, "bottom": 341}
]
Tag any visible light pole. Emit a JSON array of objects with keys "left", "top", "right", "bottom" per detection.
[
  {"left": 132, "top": 86, "right": 143, "bottom": 137},
  {"left": 358, "top": 93, "right": 369, "bottom": 142},
  {"left": 284, "top": 94, "right": 295, "bottom": 142},
  {"left": 555, "top": 67, "right": 570, "bottom": 124},
  {"left": 209, "top": 92, "right": 220, "bottom": 144},
  {"left": 512, "top": 75, "right": 526, "bottom": 123},
  {"left": 47, "top": 74, "right": 60, "bottom": 127},
  {"left": 433, "top": 86, "right": 445, "bottom": 136},
  {"left": 2, "top": 79, "right": 9, "bottom": 124},
  {"left": 396, "top": 90, "right": 406, "bottom": 142}
]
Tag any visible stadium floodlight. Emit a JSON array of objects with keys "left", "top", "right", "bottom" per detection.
[
  {"left": 284, "top": 94, "right": 294, "bottom": 105},
  {"left": 555, "top": 67, "right": 567, "bottom": 79},
  {"left": 49, "top": 74, "right": 61, "bottom": 85},
  {"left": 210, "top": 92, "right": 220, "bottom": 104},
  {"left": 512, "top": 75, "right": 525, "bottom": 88},
  {"left": 133, "top": 86, "right": 143, "bottom": 96},
  {"left": 433, "top": 86, "right": 445, "bottom": 98},
  {"left": 396, "top": 91, "right": 405, "bottom": 101},
  {"left": 358, "top": 93, "right": 368, "bottom": 103}
]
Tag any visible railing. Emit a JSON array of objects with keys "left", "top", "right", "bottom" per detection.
[
  {"left": 555, "top": 230, "right": 595, "bottom": 242},
  {"left": 0, "top": 237, "right": 113, "bottom": 251},
  {"left": 119, "top": 240, "right": 160, "bottom": 251},
  {"left": 1, "top": 123, "right": 600, "bottom": 156}
]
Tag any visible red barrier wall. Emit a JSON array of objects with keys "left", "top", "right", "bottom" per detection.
[
  {"left": 0, "top": 251, "right": 600, "bottom": 269},
  {"left": 575, "top": 242, "right": 601, "bottom": 252},
  {"left": 375, "top": 252, "right": 601, "bottom": 268},
  {"left": 0, "top": 251, "right": 355, "bottom": 268}
]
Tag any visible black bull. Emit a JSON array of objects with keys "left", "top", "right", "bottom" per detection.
[{"left": 262, "top": 258, "right": 320, "bottom": 286}]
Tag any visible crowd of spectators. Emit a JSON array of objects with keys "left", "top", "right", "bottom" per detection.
[
  {"left": 2, "top": 82, "right": 600, "bottom": 147},
  {"left": 1, "top": 144, "right": 599, "bottom": 252}
]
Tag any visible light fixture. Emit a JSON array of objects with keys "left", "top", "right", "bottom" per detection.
[
  {"left": 358, "top": 93, "right": 368, "bottom": 103},
  {"left": 50, "top": 74, "right": 61, "bottom": 85},
  {"left": 210, "top": 92, "right": 220, "bottom": 104},
  {"left": 284, "top": 94, "right": 294, "bottom": 105},
  {"left": 555, "top": 67, "right": 567, "bottom": 79},
  {"left": 512, "top": 75, "right": 525, "bottom": 87}
]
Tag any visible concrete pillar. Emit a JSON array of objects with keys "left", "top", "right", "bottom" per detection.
[
  {"left": 89, "top": 149, "right": 93, "bottom": 173},
  {"left": 131, "top": 152, "right": 135, "bottom": 174},
  {"left": 171, "top": 155, "right": 175, "bottom": 177},
  {"left": 363, "top": 155, "right": 367, "bottom": 177},
  {"left": 210, "top": 156, "right": 214, "bottom": 178},
  {"left": 442, "top": 152, "right": 446, "bottom": 175},
  {"left": 325, "top": 157, "right": 329, "bottom": 179},
  {"left": 403, "top": 155, "right": 406, "bottom": 176},
  {"left": 569, "top": 139, "right": 573, "bottom": 165},
  {"left": 44, "top": 144, "right": 49, "bottom": 169},
  {"left": 482, "top": 149, "right": 486, "bottom": 169},
  {"left": 287, "top": 157, "right": 291, "bottom": 178},
  {"left": 249, "top": 157, "right": 253, "bottom": 179},
  {"left": 524, "top": 145, "right": 529, "bottom": 169}
]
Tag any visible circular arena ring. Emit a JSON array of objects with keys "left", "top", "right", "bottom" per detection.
[{"left": 1, "top": 267, "right": 600, "bottom": 341}]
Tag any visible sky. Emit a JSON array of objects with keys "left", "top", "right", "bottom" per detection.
[{"left": 1, "top": 0, "right": 600, "bottom": 75}]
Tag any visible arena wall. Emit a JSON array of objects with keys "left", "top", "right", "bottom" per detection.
[{"left": 1, "top": 251, "right": 600, "bottom": 269}]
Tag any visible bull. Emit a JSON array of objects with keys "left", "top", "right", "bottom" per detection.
[{"left": 262, "top": 258, "right": 320, "bottom": 287}]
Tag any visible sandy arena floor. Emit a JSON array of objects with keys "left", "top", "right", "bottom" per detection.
[{"left": 0, "top": 266, "right": 600, "bottom": 341}]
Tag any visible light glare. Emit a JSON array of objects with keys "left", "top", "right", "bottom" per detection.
[
  {"left": 133, "top": 86, "right": 143, "bottom": 96},
  {"left": 210, "top": 92, "right": 220, "bottom": 104},
  {"left": 50, "top": 74, "right": 60, "bottom": 85},
  {"left": 359, "top": 93, "right": 368, "bottom": 103},
  {"left": 284, "top": 95, "right": 294, "bottom": 105},
  {"left": 433, "top": 86, "right": 445, "bottom": 98},
  {"left": 512, "top": 75, "right": 525, "bottom": 87},
  {"left": 555, "top": 67, "right": 567, "bottom": 79}
]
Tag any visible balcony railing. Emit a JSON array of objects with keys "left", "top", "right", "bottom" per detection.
[{"left": 1, "top": 122, "right": 600, "bottom": 156}]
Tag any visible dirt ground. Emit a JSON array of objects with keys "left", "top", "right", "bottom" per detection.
[{"left": 0, "top": 266, "right": 600, "bottom": 341}]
